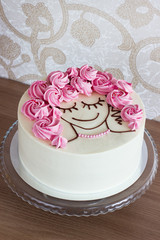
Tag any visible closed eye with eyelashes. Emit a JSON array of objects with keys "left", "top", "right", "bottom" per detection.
[
  {"left": 58, "top": 97, "right": 105, "bottom": 113},
  {"left": 58, "top": 102, "right": 78, "bottom": 113},
  {"left": 81, "top": 97, "right": 105, "bottom": 110}
]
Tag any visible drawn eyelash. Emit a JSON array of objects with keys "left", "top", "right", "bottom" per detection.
[
  {"left": 58, "top": 102, "right": 78, "bottom": 113},
  {"left": 81, "top": 97, "right": 105, "bottom": 110}
]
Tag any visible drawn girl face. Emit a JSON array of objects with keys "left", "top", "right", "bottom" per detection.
[{"left": 59, "top": 92, "right": 108, "bottom": 130}]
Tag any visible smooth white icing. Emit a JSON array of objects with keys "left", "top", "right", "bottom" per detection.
[{"left": 18, "top": 90, "right": 145, "bottom": 200}]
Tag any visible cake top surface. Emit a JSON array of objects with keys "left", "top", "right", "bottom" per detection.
[{"left": 18, "top": 64, "right": 145, "bottom": 153}]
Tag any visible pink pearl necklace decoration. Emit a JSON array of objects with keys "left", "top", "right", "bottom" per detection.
[{"left": 78, "top": 129, "right": 110, "bottom": 138}]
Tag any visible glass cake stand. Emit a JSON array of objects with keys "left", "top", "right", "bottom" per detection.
[{"left": 0, "top": 121, "right": 158, "bottom": 217}]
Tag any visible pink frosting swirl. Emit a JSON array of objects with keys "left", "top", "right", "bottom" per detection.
[
  {"left": 79, "top": 64, "right": 97, "bottom": 81},
  {"left": 47, "top": 71, "right": 69, "bottom": 89},
  {"left": 62, "top": 84, "right": 79, "bottom": 102},
  {"left": 111, "top": 79, "right": 133, "bottom": 93},
  {"left": 71, "top": 76, "right": 92, "bottom": 96},
  {"left": 121, "top": 104, "right": 143, "bottom": 130},
  {"left": 44, "top": 85, "right": 63, "bottom": 107},
  {"left": 51, "top": 135, "right": 68, "bottom": 148},
  {"left": 21, "top": 99, "right": 50, "bottom": 120},
  {"left": 92, "top": 72, "right": 115, "bottom": 94},
  {"left": 28, "top": 81, "right": 48, "bottom": 99},
  {"left": 66, "top": 67, "right": 79, "bottom": 78},
  {"left": 106, "top": 89, "right": 132, "bottom": 109},
  {"left": 32, "top": 116, "right": 62, "bottom": 141},
  {"left": 35, "top": 105, "right": 52, "bottom": 119},
  {"left": 52, "top": 106, "right": 62, "bottom": 119},
  {"left": 128, "top": 121, "right": 141, "bottom": 130}
]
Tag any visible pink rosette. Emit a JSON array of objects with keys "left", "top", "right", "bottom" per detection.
[
  {"left": 32, "top": 116, "right": 62, "bottom": 141},
  {"left": 71, "top": 76, "right": 92, "bottom": 96},
  {"left": 92, "top": 72, "right": 115, "bottom": 95},
  {"left": 121, "top": 104, "right": 143, "bottom": 130},
  {"left": 102, "top": 72, "right": 113, "bottom": 81},
  {"left": 79, "top": 64, "right": 97, "bottom": 81},
  {"left": 44, "top": 85, "right": 63, "bottom": 107},
  {"left": 66, "top": 67, "right": 79, "bottom": 78},
  {"left": 52, "top": 106, "right": 62, "bottom": 119},
  {"left": 106, "top": 89, "right": 132, "bottom": 109},
  {"left": 21, "top": 99, "right": 50, "bottom": 120},
  {"left": 35, "top": 105, "right": 52, "bottom": 119},
  {"left": 128, "top": 121, "right": 141, "bottom": 131},
  {"left": 111, "top": 79, "right": 133, "bottom": 93},
  {"left": 47, "top": 71, "right": 69, "bottom": 89},
  {"left": 28, "top": 81, "right": 48, "bottom": 99},
  {"left": 51, "top": 135, "right": 68, "bottom": 148},
  {"left": 62, "top": 84, "right": 79, "bottom": 102}
]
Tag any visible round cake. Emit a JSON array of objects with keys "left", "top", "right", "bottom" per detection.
[{"left": 18, "top": 65, "right": 145, "bottom": 201}]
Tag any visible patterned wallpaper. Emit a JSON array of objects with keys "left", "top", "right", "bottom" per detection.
[{"left": 0, "top": 0, "right": 160, "bottom": 120}]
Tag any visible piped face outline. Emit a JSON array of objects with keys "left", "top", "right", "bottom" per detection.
[{"left": 59, "top": 93, "right": 108, "bottom": 130}]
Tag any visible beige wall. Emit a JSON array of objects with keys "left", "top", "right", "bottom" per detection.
[{"left": 0, "top": 0, "right": 160, "bottom": 120}]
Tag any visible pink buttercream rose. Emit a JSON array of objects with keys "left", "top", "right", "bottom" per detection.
[
  {"left": 128, "top": 121, "right": 141, "bottom": 130},
  {"left": 21, "top": 99, "right": 50, "bottom": 120},
  {"left": 111, "top": 79, "right": 133, "bottom": 93},
  {"left": 32, "top": 116, "right": 62, "bottom": 141},
  {"left": 121, "top": 104, "right": 143, "bottom": 130},
  {"left": 44, "top": 85, "right": 63, "bottom": 107},
  {"left": 79, "top": 64, "right": 97, "bottom": 81},
  {"left": 52, "top": 106, "right": 62, "bottom": 119},
  {"left": 71, "top": 76, "right": 92, "bottom": 96},
  {"left": 35, "top": 105, "right": 52, "bottom": 119},
  {"left": 92, "top": 72, "right": 115, "bottom": 95},
  {"left": 47, "top": 71, "right": 69, "bottom": 88},
  {"left": 51, "top": 135, "right": 67, "bottom": 148},
  {"left": 106, "top": 89, "right": 132, "bottom": 109},
  {"left": 66, "top": 67, "right": 79, "bottom": 78},
  {"left": 28, "top": 81, "right": 48, "bottom": 99},
  {"left": 62, "top": 84, "right": 79, "bottom": 102}
]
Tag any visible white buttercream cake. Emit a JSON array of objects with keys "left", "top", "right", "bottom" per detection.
[{"left": 18, "top": 65, "right": 145, "bottom": 201}]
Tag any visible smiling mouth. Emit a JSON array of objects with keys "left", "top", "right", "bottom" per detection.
[{"left": 72, "top": 113, "right": 99, "bottom": 122}]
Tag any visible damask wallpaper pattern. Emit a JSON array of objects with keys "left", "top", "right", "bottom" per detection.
[{"left": 0, "top": 0, "right": 160, "bottom": 120}]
